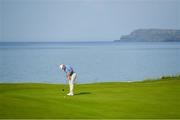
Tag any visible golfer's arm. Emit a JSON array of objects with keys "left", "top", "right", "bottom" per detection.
[{"left": 66, "top": 73, "right": 71, "bottom": 80}]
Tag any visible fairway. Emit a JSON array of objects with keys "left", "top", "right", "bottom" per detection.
[{"left": 0, "top": 76, "right": 180, "bottom": 119}]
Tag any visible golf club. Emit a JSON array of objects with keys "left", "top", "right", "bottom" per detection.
[
  {"left": 58, "top": 64, "right": 68, "bottom": 92},
  {"left": 62, "top": 77, "right": 67, "bottom": 92}
]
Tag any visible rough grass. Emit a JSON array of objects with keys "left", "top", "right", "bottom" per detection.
[{"left": 0, "top": 76, "right": 180, "bottom": 119}]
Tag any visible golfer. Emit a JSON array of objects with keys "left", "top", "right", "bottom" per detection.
[{"left": 59, "top": 64, "right": 77, "bottom": 96}]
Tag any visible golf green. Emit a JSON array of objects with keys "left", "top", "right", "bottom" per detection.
[{"left": 0, "top": 76, "right": 180, "bottom": 119}]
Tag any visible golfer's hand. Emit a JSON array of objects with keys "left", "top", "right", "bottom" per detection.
[{"left": 68, "top": 76, "right": 71, "bottom": 80}]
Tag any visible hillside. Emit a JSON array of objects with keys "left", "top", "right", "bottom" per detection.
[{"left": 115, "top": 29, "right": 180, "bottom": 42}]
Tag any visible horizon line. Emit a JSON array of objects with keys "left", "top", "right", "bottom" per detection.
[{"left": 0, "top": 41, "right": 115, "bottom": 43}]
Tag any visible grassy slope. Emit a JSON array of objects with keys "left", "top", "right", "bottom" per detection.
[{"left": 0, "top": 76, "right": 180, "bottom": 119}]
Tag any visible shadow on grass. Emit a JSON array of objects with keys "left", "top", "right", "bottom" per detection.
[{"left": 75, "top": 92, "right": 91, "bottom": 95}]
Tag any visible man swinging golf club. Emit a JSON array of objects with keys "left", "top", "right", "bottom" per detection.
[{"left": 59, "top": 64, "right": 77, "bottom": 96}]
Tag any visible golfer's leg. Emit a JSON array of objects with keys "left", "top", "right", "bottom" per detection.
[
  {"left": 70, "top": 73, "right": 77, "bottom": 94},
  {"left": 71, "top": 73, "right": 77, "bottom": 82},
  {"left": 70, "top": 80, "right": 73, "bottom": 94},
  {"left": 68, "top": 80, "right": 71, "bottom": 94}
]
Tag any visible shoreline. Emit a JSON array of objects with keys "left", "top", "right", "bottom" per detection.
[{"left": 1, "top": 74, "right": 179, "bottom": 85}]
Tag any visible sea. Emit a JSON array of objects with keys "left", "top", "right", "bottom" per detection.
[{"left": 0, "top": 42, "right": 180, "bottom": 84}]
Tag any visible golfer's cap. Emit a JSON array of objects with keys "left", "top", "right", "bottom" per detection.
[{"left": 59, "top": 64, "right": 64, "bottom": 70}]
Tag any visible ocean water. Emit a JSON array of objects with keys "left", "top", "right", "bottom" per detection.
[{"left": 0, "top": 42, "right": 180, "bottom": 84}]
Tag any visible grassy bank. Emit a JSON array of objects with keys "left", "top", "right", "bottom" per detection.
[{"left": 0, "top": 76, "right": 180, "bottom": 119}]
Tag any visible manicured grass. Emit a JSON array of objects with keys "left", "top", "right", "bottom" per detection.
[{"left": 0, "top": 76, "right": 180, "bottom": 119}]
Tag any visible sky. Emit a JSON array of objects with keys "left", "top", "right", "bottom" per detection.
[{"left": 0, "top": 0, "right": 180, "bottom": 42}]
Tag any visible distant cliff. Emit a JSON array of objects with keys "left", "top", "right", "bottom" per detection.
[{"left": 115, "top": 29, "right": 180, "bottom": 42}]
